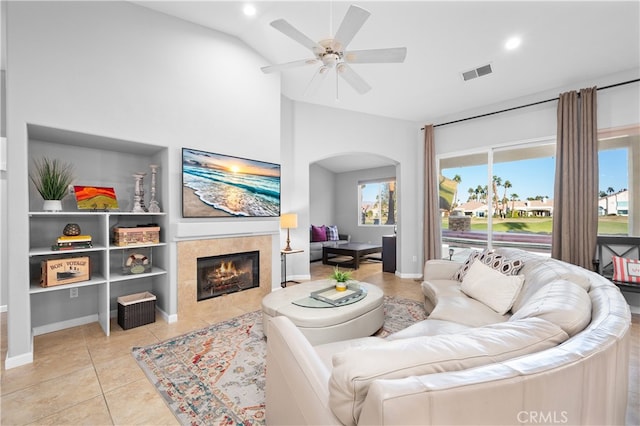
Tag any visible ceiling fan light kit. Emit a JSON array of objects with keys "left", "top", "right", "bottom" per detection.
[{"left": 261, "top": 4, "right": 407, "bottom": 95}]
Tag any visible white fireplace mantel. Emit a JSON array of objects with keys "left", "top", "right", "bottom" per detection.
[{"left": 173, "top": 220, "right": 280, "bottom": 241}]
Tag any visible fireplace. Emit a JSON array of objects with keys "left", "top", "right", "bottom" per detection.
[{"left": 197, "top": 250, "right": 260, "bottom": 301}]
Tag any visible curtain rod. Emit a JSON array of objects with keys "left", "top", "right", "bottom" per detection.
[{"left": 421, "top": 78, "right": 640, "bottom": 130}]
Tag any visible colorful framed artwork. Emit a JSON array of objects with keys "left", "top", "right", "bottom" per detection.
[
  {"left": 182, "top": 147, "right": 281, "bottom": 218},
  {"left": 74, "top": 186, "right": 119, "bottom": 210}
]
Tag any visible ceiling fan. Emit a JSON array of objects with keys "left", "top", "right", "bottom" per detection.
[{"left": 261, "top": 4, "right": 407, "bottom": 95}]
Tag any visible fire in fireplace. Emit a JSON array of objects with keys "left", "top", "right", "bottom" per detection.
[{"left": 197, "top": 250, "right": 260, "bottom": 301}]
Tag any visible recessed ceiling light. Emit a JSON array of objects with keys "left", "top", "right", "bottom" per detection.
[
  {"left": 505, "top": 36, "right": 522, "bottom": 51},
  {"left": 243, "top": 4, "right": 257, "bottom": 17}
]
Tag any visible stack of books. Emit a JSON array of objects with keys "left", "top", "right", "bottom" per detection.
[{"left": 51, "top": 234, "right": 93, "bottom": 251}]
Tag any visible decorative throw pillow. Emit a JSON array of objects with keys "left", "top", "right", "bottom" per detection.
[
  {"left": 311, "top": 225, "right": 327, "bottom": 242},
  {"left": 326, "top": 225, "right": 339, "bottom": 241},
  {"left": 612, "top": 256, "right": 640, "bottom": 283},
  {"left": 453, "top": 249, "right": 525, "bottom": 282},
  {"left": 461, "top": 260, "right": 525, "bottom": 315},
  {"left": 453, "top": 249, "right": 487, "bottom": 281}
]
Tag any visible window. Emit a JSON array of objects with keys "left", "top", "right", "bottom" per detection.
[
  {"left": 358, "top": 179, "right": 396, "bottom": 226},
  {"left": 598, "top": 128, "right": 639, "bottom": 236},
  {"left": 439, "top": 141, "right": 555, "bottom": 253}
]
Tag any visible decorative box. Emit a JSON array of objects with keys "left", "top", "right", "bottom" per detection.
[
  {"left": 40, "top": 256, "right": 91, "bottom": 287},
  {"left": 117, "top": 291, "right": 156, "bottom": 330},
  {"left": 122, "top": 247, "right": 152, "bottom": 275},
  {"left": 113, "top": 226, "right": 160, "bottom": 246}
]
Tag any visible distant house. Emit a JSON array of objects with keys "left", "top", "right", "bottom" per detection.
[
  {"left": 509, "top": 198, "right": 554, "bottom": 217},
  {"left": 599, "top": 190, "right": 628, "bottom": 216},
  {"left": 453, "top": 201, "right": 489, "bottom": 218}
]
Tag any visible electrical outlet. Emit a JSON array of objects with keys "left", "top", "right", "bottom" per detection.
[
  {"left": 68, "top": 184, "right": 75, "bottom": 196},
  {"left": 70, "top": 288, "right": 78, "bottom": 298},
  {"left": 412, "top": 255, "right": 417, "bottom": 262}
]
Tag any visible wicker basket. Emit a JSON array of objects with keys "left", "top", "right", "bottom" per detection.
[{"left": 117, "top": 291, "right": 156, "bottom": 330}]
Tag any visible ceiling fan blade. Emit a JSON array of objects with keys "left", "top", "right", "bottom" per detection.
[
  {"left": 344, "top": 47, "right": 407, "bottom": 64},
  {"left": 261, "top": 58, "right": 319, "bottom": 74},
  {"left": 336, "top": 63, "right": 372, "bottom": 94},
  {"left": 304, "top": 66, "right": 330, "bottom": 96},
  {"left": 332, "top": 5, "right": 371, "bottom": 52},
  {"left": 270, "top": 19, "right": 325, "bottom": 54}
]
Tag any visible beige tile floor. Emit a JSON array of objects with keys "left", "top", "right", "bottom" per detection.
[{"left": 0, "top": 261, "right": 638, "bottom": 425}]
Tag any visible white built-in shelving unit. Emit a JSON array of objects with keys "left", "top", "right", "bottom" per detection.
[{"left": 27, "top": 124, "right": 169, "bottom": 336}]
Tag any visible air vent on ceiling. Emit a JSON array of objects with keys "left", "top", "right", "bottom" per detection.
[{"left": 462, "top": 63, "right": 493, "bottom": 81}]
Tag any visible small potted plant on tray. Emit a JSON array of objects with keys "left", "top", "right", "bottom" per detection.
[
  {"left": 30, "top": 157, "right": 74, "bottom": 212},
  {"left": 329, "top": 266, "right": 352, "bottom": 292}
]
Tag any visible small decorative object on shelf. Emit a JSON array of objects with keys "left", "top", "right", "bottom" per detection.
[
  {"left": 73, "top": 185, "right": 119, "bottom": 211},
  {"left": 329, "top": 266, "right": 352, "bottom": 292},
  {"left": 131, "top": 172, "right": 147, "bottom": 213},
  {"left": 51, "top": 234, "right": 93, "bottom": 251},
  {"left": 148, "top": 164, "right": 161, "bottom": 213},
  {"left": 40, "top": 256, "right": 91, "bottom": 287},
  {"left": 113, "top": 224, "right": 160, "bottom": 246},
  {"left": 122, "top": 247, "right": 152, "bottom": 275},
  {"left": 63, "top": 223, "right": 81, "bottom": 236},
  {"left": 29, "top": 157, "right": 74, "bottom": 212}
]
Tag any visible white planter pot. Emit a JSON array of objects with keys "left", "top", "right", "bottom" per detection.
[{"left": 43, "top": 200, "right": 63, "bottom": 212}]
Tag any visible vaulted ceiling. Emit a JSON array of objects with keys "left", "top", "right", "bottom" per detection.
[{"left": 134, "top": 1, "right": 639, "bottom": 124}]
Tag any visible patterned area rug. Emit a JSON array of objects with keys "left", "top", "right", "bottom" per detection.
[{"left": 132, "top": 296, "right": 427, "bottom": 426}]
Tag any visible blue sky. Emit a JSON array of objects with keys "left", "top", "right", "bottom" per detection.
[{"left": 442, "top": 148, "right": 628, "bottom": 202}]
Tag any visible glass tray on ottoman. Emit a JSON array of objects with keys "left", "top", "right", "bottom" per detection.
[{"left": 293, "top": 283, "right": 367, "bottom": 308}]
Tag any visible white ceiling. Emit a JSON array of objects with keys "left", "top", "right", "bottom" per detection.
[
  {"left": 134, "top": 1, "right": 639, "bottom": 122},
  {"left": 132, "top": 1, "right": 639, "bottom": 172}
]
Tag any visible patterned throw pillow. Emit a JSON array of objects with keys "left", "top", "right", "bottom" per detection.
[
  {"left": 311, "top": 225, "right": 327, "bottom": 242},
  {"left": 453, "top": 248, "right": 524, "bottom": 282},
  {"left": 612, "top": 256, "right": 640, "bottom": 283},
  {"left": 326, "top": 225, "right": 339, "bottom": 241}
]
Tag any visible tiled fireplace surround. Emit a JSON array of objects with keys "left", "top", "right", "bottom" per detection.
[{"left": 177, "top": 235, "right": 273, "bottom": 318}]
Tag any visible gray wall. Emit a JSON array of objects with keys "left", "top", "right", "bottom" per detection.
[{"left": 308, "top": 163, "right": 335, "bottom": 227}]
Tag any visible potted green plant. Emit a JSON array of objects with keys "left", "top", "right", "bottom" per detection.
[
  {"left": 29, "top": 157, "right": 74, "bottom": 212},
  {"left": 329, "top": 266, "right": 353, "bottom": 292}
]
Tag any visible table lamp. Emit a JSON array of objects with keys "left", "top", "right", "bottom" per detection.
[{"left": 280, "top": 213, "right": 298, "bottom": 251}]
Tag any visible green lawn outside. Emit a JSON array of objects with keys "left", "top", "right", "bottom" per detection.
[{"left": 442, "top": 215, "right": 628, "bottom": 235}]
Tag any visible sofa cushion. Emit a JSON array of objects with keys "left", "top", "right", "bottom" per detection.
[
  {"left": 511, "top": 259, "right": 591, "bottom": 312},
  {"left": 461, "top": 260, "right": 525, "bottom": 315},
  {"left": 510, "top": 279, "right": 591, "bottom": 337},
  {"left": 425, "top": 280, "right": 510, "bottom": 327},
  {"left": 311, "top": 225, "right": 327, "bottom": 242},
  {"left": 453, "top": 248, "right": 524, "bottom": 281},
  {"left": 326, "top": 225, "right": 340, "bottom": 241},
  {"left": 328, "top": 318, "right": 569, "bottom": 426}
]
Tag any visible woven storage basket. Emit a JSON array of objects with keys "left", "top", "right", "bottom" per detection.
[{"left": 117, "top": 291, "right": 156, "bottom": 330}]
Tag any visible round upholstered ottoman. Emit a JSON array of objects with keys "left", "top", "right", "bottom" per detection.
[{"left": 261, "top": 280, "right": 384, "bottom": 345}]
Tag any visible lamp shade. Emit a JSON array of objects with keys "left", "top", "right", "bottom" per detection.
[{"left": 280, "top": 213, "right": 298, "bottom": 229}]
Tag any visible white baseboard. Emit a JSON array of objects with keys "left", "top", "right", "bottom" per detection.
[
  {"left": 0, "top": 304, "right": 7, "bottom": 313},
  {"left": 32, "top": 314, "right": 99, "bottom": 336},
  {"left": 396, "top": 271, "right": 422, "bottom": 280},
  {"left": 5, "top": 350, "right": 34, "bottom": 370}
]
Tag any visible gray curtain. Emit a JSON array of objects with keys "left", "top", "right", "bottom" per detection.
[
  {"left": 552, "top": 87, "right": 598, "bottom": 269},
  {"left": 424, "top": 124, "right": 441, "bottom": 260}
]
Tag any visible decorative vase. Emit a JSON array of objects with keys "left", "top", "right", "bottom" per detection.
[
  {"left": 43, "top": 200, "right": 62, "bottom": 212},
  {"left": 63, "top": 223, "right": 81, "bottom": 236},
  {"left": 335, "top": 281, "right": 348, "bottom": 292}
]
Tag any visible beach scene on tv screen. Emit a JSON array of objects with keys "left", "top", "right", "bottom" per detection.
[{"left": 182, "top": 148, "right": 281, "bottom": 217}]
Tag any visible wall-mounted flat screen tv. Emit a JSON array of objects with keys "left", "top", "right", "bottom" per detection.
[{"left": 182, "top": 147, "right": 281, "bottom": 218}]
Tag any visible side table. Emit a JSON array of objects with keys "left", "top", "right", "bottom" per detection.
[{"left": 281, "top": 249, "right": 304, "bottom": 287}]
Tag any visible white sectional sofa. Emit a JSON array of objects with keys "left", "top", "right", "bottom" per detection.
[{"left": 265, "top": 248, "right": 631, "bottom": 425}]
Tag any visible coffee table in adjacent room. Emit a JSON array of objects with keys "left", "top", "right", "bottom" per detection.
[
  {"left": 261, "top": 280, "right": 384, "bottom": 345},
  {"left": 322, "top": 243, "right": 383, "bottom": 269}
]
